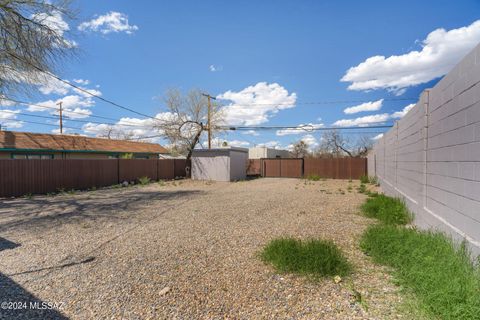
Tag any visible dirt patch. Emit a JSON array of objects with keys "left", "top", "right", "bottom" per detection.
[{"left": 0, "top": 178, "right": 408, "bottom": 319}]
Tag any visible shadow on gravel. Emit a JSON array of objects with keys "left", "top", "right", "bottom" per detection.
[
  {"left": 0, "top": 237, "right": 20, "bottom": 252},
  {"left": 0, "top": 189, "right": 204, "bottom": 232},
  {"left": 0, "top": 272, "right": 69, "bottom": 319}
]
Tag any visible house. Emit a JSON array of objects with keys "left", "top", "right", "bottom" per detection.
[
  {"left": 0, "top": 131, "right": 168, "bottom": 159},
  {"left": 248, "top": 146, "right": 291, "bottom": 159}
]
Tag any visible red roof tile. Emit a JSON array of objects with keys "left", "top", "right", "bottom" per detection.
[{"left": 0, "top": 131, "right": 168, "bottom": 154}]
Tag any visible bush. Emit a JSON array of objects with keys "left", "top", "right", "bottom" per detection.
[
  {"left": 361, "top": 224, "right": 480, "bottom": 319},
  {"left": 306, "top": 174, "right": 323, "bottom": 181},
  {"left": 360, "top": 175, "right": 370, "bottom": 184},
  {"left": 361, "top": 194, "right": 412, "bottom": 225},
  {"left": 138, "top": 176, "right": 151, "bottom": 185},
  {"left": 261, "top": 238, "right": 352, "bottom": 278},
  {"left": 368, "top": 176, "right": 378, "bottom": 185},
  {"left": 357, "top": 183, "right": 367, "bottom": 194}
]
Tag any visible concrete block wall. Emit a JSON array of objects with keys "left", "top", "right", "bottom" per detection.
[{"left": 369, "top": 43, "right": 480, "bottom": 255}]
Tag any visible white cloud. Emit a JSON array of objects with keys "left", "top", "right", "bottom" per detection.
[
  {"left": 300, "top": 134, "right": 319, "bottom": 149},
  {"left": 0, "top": 121, "right": 23, "bottom": 129},
  {"left": 372, "top": 133, "right": 384, "bottom": 140},
  {"left": 257, "top": 140, "right": 282, "bottom": 149},
  {"left": 341, "top": 20, "right": 480, "bottom": 93},
  {"left": 209, "top": 65, "right": 222, "bottom": 72},
  {"left": 28, "top": 95, "right": 96, "bottom": 119},
  {"left": 241, "top": 130, "right": 259, "bottom": 136},
  {"left": 332, "top": 102, "right": 416, "bottom": 127},
  {"left": 391, "top": 103, "right": 415, "bottom": 118},
  {"left": 0, "top": 109, "right": 19, "bottom": 120},
  {"left": 333, "top": 113, "right": 391, "bottom": 127},
  {"left": 0, "top": 96, "right": 15, "bottom": 107},
  {"left": 37, "top": 76, "right": 71, "bottom": 95},
  {"left": 31, "top": 10, "right": 76, "bottom": 47},
  {"left": 276, "top": 122, "right": 324, "bottom": 136},
  {"left": 78, "top": 12, "right": 139, "bottom": 35},
  {"left": 73, "top": 79, "right": 90, "bottom": 85},
  {"left": 217, "top": 82, "right": 297, "bottom": 125},
  {"left": 81, "top": 112, "right": 174, "bottom": 142},
  {"left": 0, "top": 109, "right": 22, "bottom": 129},
  {"left": 344, "top": 99, "right": 383, "bottom": 114}
]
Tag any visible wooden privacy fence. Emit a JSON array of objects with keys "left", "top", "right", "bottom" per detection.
[
  {"left": 0, "top": 159, "right": 190, "bottom": 198},
  {"left": 247, "top": 158, "right": 367, "bottom": 179},
  {"left": 303, "top": 158, "right": 367, "bottom": 179}
]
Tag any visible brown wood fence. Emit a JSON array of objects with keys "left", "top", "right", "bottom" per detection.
[
  {"left": 304, "top": 158, "right": 367, "bottom": 179},
  {"left": 0, "top": 159, "right": 190, "bottom": 198},
  {"left": 247, "top": 158, "right": 367, "bottom": 179}
]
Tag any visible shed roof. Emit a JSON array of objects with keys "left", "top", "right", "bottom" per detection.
[{"left": 0, "top": 131, "right": 168, "bottom": 154}]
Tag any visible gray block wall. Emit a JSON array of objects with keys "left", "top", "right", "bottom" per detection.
[{"left": 369, "top": 43, "right": 480, "bottom": 255}]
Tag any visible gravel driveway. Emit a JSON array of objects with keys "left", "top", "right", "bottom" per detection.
[{"left": 0, "top": 178, "right": 409, "bottom": 319}]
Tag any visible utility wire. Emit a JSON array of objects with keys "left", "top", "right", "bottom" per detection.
[
  {"left": 5, "top": 53, "right": 417, "bottom": 117},
  {"left": 0, "top": 110, "right": 152, "bottom": 128},
  {"left": 216, "top": 97, "right": 417, "bottom": 106},
  {"left": 123, "top": 125, "right": 392, "bottom": 141},
  {"left": 6, "top": 52, "right": 160, "bottom": 120},
  {"left": 0, "top": 97, "right": 148, "bottom": 127},
  {"left": 219, "top": 124, "right": 394, "bottom": 130},
  {"left": 0, "top": 119, "right": 83, "bottom": 131}
]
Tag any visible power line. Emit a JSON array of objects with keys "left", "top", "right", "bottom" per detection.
[
  {"left": 6, "top": 52, "right": 160, "bottom": 120},
  {"left": 216, "top": 97, "right": 417, "bottom": 106},
  {"left": 0, "top": 97, "right": 148, "bottom": 126},
  {"left": 0, "top": 119, "right": 83, "bottom": 131},
  {"left": 5, "top": 53, "right": 416, "bottom": 114},
  {"left": 0, "top": 109, "right": 154, "bottom": 128},
  {"left": 123, "top": 125, "right": 392, "bottom": 141},
  {"left": 219, "top": 124, "right": 394, "bottom": 131}
]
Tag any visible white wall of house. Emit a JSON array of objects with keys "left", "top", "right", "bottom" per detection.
[{"left": 249, "top": 147, "right": 291, "bottom": 159}]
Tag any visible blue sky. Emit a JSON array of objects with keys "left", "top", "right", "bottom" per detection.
[{"left": 2, "top": 0, "right": 480, "bottom": 150}]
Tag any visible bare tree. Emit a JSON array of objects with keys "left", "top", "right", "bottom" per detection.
[
  {"left": 291, "top": 140, "right": 309, "bottom": 158},
  {"left": 0, "top": 0, "right": 76, "bottom": 96},
  {"left": 97, "top": 125, "right": 136, "bottom": 141},
  {"left": 353, "top": 135, "right": 373, "bottom": 157},
  {"left": 154, "top": 88, "right": 224, "bottom": 160},
  {"left": 316, "top": 130, "right": 373, "bottom": 158},
  {"left": 319, "top": 130, "right": 353, "bottom": 157}
]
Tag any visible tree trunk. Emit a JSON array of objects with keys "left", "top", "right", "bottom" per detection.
[{"left": 186, "top": 127, "right": 203, "bottom": 161}]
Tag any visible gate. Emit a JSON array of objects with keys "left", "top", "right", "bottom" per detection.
[
  {"left": 262, "top": 158, "right": 303, "bottom": 178},
  {"left": 260, "top": 157, "right": 367, "bottom": 179}
]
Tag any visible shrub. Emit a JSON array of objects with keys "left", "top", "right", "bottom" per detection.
[
  {"left": 369, "top": 176, "right": 378, "bottom": 185},
  {"left": 357, "top": 184, "right": 367, "bottom": 194},
  {"left": 261, "top": 238, "right": 352, "bottom": 278},
  {"left": 360, "top": 175, "right": 370, "bottom": 184},
  {"left": 361, "top": 224, "right": 480, "bottom": 320},
  {"left": 306, "top": 174, "right": 322, "bottom": 181},
  {"left": 120, "top": 153, "right": 133, "bottom": 159},
  {"left": 138, "top": 176, "right": 151, "bottom": 185},
  {"left": 361, "top": 194, "right": 412, "bottom": 225}
]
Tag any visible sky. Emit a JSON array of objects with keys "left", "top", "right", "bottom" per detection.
[{"left": 2, "top": 0, "right": 480, "bottom": 151}]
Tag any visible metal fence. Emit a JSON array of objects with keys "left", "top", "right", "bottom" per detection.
[
  {"left": 247, "top": 158, "right": 367, "bottom": 179},
  {"left": 0, "top": 159, "right": 190, "bottom": 198}
]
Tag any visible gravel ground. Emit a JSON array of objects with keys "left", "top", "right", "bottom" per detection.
[{"left": 0, "top": 178, "right": 411, "bottom": 319}]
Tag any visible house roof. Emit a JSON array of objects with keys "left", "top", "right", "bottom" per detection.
[{"left": 0, "top": 131, "right": 168, "bottom": 154}]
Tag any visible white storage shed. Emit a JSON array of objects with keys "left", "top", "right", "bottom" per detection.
[{"left": 191, "top": 147, "right": 248, "bottom": 182}]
